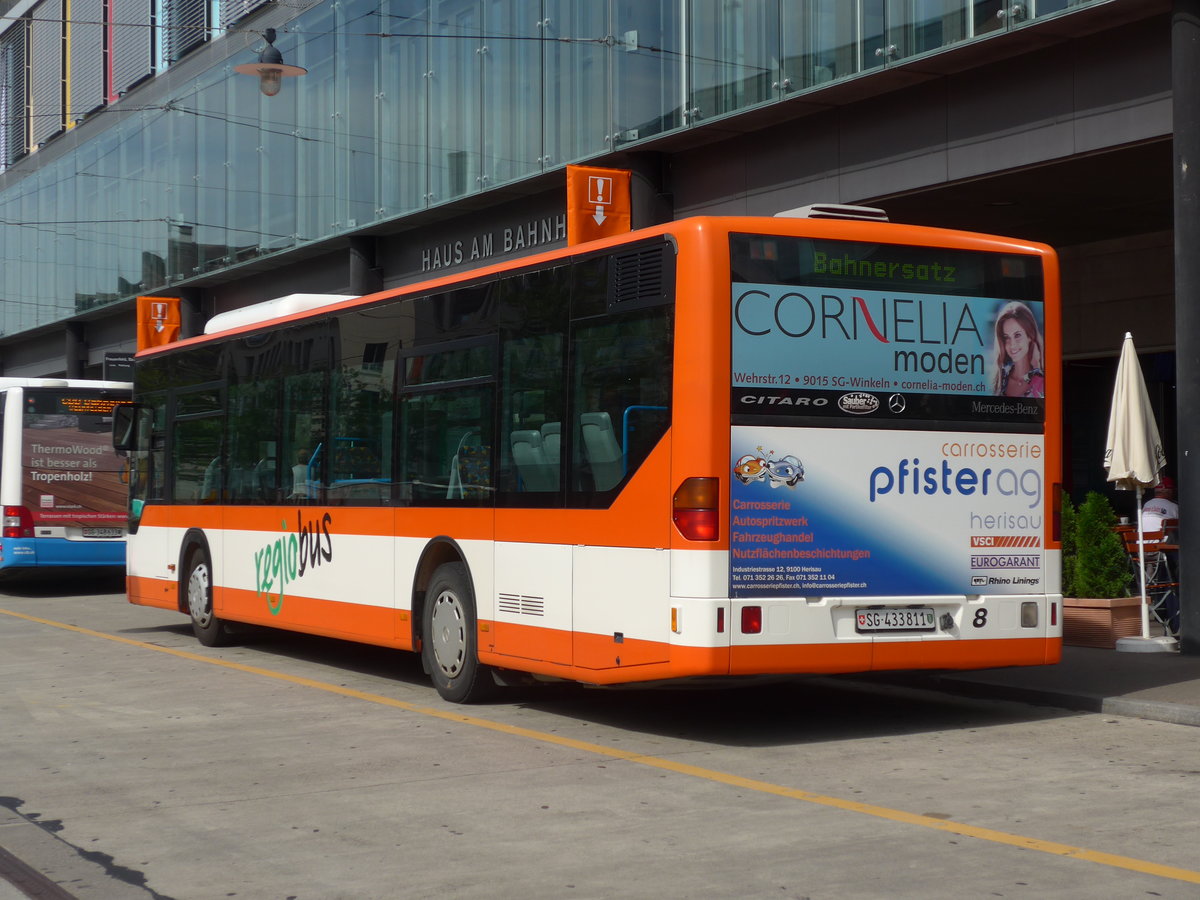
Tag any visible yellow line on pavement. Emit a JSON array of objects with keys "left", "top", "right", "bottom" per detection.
[{"left": 6, "top": 606, "right": 1200, "bottom": 886}]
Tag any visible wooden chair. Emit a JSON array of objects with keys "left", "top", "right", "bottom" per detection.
[{"left": 1115, "top": 521, "right": 1180, "bottom": 636}]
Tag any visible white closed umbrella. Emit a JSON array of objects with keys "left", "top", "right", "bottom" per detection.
[{"left": 1103, "top": 332, "right": 1167, "bottom": 640}]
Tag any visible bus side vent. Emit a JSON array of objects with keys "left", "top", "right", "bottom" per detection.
[
  {"left": 608, "top": 244, "right": 673, "bottom": 310},
  {"left": 498, "top": 593, "right": 545, "bottom": 617},
  {"left": 775, "top": 203, "right": 889, "bottom": 222}
]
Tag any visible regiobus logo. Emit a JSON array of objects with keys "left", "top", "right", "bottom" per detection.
[{"left": 253, "top": 511, "right": 334, "bottom": 614}]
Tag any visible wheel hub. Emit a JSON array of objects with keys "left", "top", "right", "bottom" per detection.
[
  {"left": 429, "top": 591, "right": 466, "bottom": 677},
  {"left": 188, "top": 565, "right": 211, "bottom": 627}
]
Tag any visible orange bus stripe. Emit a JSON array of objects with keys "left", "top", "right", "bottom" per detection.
[
  {"left": 216, "top": 585, "right": 413, "bottom": 651},
  {"left": 128, "top": 574, "right": 177, "bottom": 611}
]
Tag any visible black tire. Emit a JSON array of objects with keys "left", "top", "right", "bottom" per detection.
[
  {"left": 422, "top": 562, "right": 496, "bottom": 703},
  {"left": 185, "top": 547, "right": 231, "bottom": 647}
]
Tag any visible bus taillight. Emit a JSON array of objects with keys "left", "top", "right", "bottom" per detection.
[
  {"left": 3, "top": 506, "right": 33, "bottom": 538},
  {"left": 673, "top": 477, "right": 719, "bottom": 541}
]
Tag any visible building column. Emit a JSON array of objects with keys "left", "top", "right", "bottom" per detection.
[
  {"left": 65, "top": 322, "right": 86, "bottom": 378},
  {"left": 349, "top": 236, "right": 383, "bottom": 296},
  {"left": 179, "top": 288, "right": 207, "bottom": 339},
  {"left": 625, "top": 151, "right": 674, "bottom": 228},
  {"left": 1174, "top": 0, "right": 1200, "bottom": 653}
]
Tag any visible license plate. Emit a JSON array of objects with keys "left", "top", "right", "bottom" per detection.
[
  {"left": 856, "top": 607, "right": 937, "bottom": 633},
  {"left": 82, "top": 527, "right": 123, "bottom": 538}
]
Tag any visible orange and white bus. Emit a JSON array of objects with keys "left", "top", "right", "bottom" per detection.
[{"left": 115, "top": 208, "right": 1061, "bottom": 701}]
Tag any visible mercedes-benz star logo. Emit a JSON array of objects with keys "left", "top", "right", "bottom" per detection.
[{"left": 888, "top": 393, "right": 907, "bottom": 414}]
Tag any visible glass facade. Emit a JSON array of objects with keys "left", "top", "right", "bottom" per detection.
[{"left": 0, "top": 0, "right": 1099, "bottom": 337}]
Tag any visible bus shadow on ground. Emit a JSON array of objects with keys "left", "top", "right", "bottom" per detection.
[
  {"left": 120, "top": 620, "right": 436, "bottom": 690},
  {"left": 134, "top": 620, "right": 1075, "bottom": 748},
  {"left": 0, "top": 569, "right": 125, "bottom": 598},
  {"left": 519, "top": 676, "right": 1076, "bottom": 748}
]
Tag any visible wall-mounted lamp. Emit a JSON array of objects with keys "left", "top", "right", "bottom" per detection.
[{"left": 234, "top": 28, "right": 307, "bottom": 97}]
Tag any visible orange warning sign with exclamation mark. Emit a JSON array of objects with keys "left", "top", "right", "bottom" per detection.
[{"left": 566, "top": 165, "right": 632, "bottom": 245}]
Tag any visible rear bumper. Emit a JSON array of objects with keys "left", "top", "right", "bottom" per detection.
[{"left": 0, "top": 536, "right": 126, "bottom": 569}]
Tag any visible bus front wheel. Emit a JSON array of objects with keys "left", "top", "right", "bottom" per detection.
[
  {"left": 185, "top": 549, "right": 230, "bottom": 647},
  {"left": 422, "top": 562, "right": 495, "bottom": 703}
]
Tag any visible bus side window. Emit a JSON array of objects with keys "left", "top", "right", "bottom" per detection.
[
  {"left": 400, "top": 389, "right": 494, "bottom": 506},
  {"left": 282, "top": 369, "right": 326, "bottom": 504},
  {"left": 228, "top": 355, "right": 280, "bottom": 504},
  {"left": 568, "top": 309, "right": 672, "bottom": 501},
  {"left": 173, "top": 417, "right": 222, "bottom": 503},
  {"left": 496, "top": 269, "right": 568, "bottom": 500},
  {"left": 330, "top": 313, "right": 392, "bottom": 506},
  {"left": 398, "top": 335, "right": 496, "bottom": 507}
]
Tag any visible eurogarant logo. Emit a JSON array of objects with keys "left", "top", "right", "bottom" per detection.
[{"left": 970, "top": 554, "right": 1040, "bottom": 569}]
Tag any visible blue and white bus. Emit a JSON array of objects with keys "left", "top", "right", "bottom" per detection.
[{"left": 0, "top": 378, "right": 132, "bottom": 574}]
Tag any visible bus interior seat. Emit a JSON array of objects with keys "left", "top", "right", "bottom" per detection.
[
  {"left": 510, "top": 430, "right": 557, "bottom": 492},
  {"left": 540, "top": 422, "right": 560, "bottom": 462},
  {"left": 580, "top": 412, "right": 623, "bottom": 491}
]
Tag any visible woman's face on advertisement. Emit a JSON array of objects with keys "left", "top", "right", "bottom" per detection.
[{"left": 1001, "top": 317, "right": 1031, "bottom": 363}]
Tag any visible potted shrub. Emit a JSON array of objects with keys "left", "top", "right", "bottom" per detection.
[
  {"left": 1061, "top": 491, "right": 1138, "bottom": 648},
  {"left": 1060, "top": 490, "right": 1077, "bottom": 599}
]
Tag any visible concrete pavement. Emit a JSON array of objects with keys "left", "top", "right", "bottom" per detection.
[{"left": 871, "top": 643, "right": 1200, "bottom": 727}]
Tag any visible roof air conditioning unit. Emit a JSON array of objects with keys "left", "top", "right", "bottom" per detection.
[{"left": 775, "top": 203, "right": 889, "bottom": 222}]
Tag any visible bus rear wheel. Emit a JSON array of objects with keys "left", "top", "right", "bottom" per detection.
[
  {"left": 185, "top": 548, "right": 230, "bottom": 647},
  {"left": 422, "top": 562, "right": 495, "bottom": 703}
]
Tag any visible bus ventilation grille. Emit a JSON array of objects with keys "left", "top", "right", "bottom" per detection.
[
  {"left": 610, "top": 247, "right": 665, "bottom": 305},
  {"left": 498, "top": 593, "right": 545, "bottom": 617}
]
